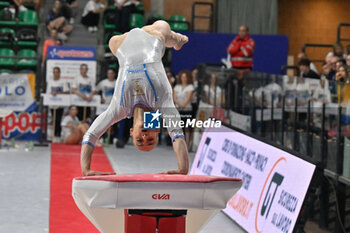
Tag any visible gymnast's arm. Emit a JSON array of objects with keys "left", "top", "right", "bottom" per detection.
[
  {"left": 80, "top": 97, "right": 124, "bottom": 176},
  {"left": 166, "top": 137, "right": 189, "bottom": 174},
  {"left": 159, "top": 93, "right": 189, "bottom": 174}
]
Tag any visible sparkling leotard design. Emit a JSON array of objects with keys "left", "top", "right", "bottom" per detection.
[{"left": 82, "top": 28, "right": 184, "bottom": 147}]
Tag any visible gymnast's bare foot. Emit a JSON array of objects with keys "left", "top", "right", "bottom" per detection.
[{"left": 174, "top": 34, "right": 189, "bottom": 50}]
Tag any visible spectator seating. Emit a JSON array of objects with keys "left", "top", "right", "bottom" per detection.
[
  {"left": 17, "top": 28, "right": 37, "bottom": 47},
  {"left": 18, "top": 10, "right": 37, "bottom": 27},
  {"left": 104, "top": 11, "right": 116, "bottom": 31},
  {"left": 0, "top": 27, "right": 15, "bottom": 46},
  {"left": 0, "top": 1, "right": 9, "bottom": 8},
  {"left": 104, "top": 31, "right": 121, "bottom": 50},
  {"left": 168, "top": 15, "right": 189, "bottom": 31},
  {"left": 0, "top": 8, "right": 17, "bottom": 27},
  {"left": 0, "top": 68, "right": 13, "bottom": 74},
  {"left": 129, "top": 13, "right": 144, "bottom": 29},
  {"left": 17, "top": 49, "right": 37, "bottom": 67},
  {"left": 0, "top": 48, "right": 15, "bottom": 67}
]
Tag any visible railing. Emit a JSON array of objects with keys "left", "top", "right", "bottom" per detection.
[{"left": 196, "top": 64, "right": 350, "bottom": 233}]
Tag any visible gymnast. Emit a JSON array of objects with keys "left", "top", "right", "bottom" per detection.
[{"left": 80, "top": 20, "right": 189, "bottom": 176}]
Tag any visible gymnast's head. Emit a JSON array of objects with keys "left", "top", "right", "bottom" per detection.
[{"left": 130, "top": 125, "right": 159, "bottom": 151}]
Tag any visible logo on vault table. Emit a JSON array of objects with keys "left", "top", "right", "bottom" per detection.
[
  {"left": 152, "top": 193, "right": 170, "bottom": 200},
  {"left": 143, "top": 110, "right": 161, "bottom": 129}
]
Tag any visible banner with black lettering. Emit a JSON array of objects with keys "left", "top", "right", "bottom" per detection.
[{"left": 191, "top": 125, "right": 315, "bottom": 233}]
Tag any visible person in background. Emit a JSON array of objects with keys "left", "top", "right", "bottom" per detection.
[
  {"left": 95, "top": 68, "right": 125, "bottom": 147},
  {"left": 173, "top": 70, "right": 194, "bottom": 147},
  {"left": 59, "top": 0, "right": 78, "bottom": 24},
  {"left": 61, "top": 106, "right": 90, "bottom": 144},
  {"left": 81, "top": 0, "right": 107, "bottom": 33},
  {"left": 312, "top": 76, "right": 331, "bottom": 104},
  {"left": 227, "top": 25, "right": 255, "bottom": 70},
  {"left": 336, "top": 64, "right": 350, "bottom": 105},
  {"left": 72, "top": 64, "right": 96, "bottom": 121},
  {"left": 96, "top": 68, "right": 116, "bottom": 104},
  {"left": 298, "top": 58, "right": 319, "bottom": 79},
  {"left": 203, "top": 73, "right": 223, "bottom": 106},
  {"left": 46, "top": 66, "right": 69, "bottom": 138},
  {"left": 326, "top": 43, "right": 346, "bottom": 59},
  {"left": 297, "top": 52, "right": 318, "bottom": 74},
  {"left": 114, "top": 0, "right": 139, "bottom": 33},
  {"left": 346, "top": 54, "right": 350, "bottom": 68},
  {"left": 41, "top": 28, "right": 58, "bottom": 68},
  {"left": 46, "top": 0, "right": 73, "bottom": 41},
  {"left": 165, "top": 69, "right": 176, "bottom": 87},
  {"left": 191, "top": 67, "right": 199, "bottom": 118}
]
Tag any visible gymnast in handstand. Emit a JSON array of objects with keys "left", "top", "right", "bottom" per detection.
[{"left": 80, "top": 20, "right": 189, "bottom": 176}]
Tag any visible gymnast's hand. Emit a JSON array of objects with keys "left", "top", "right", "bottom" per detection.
[{"left": 83, "top": 169, "right": 116, "bottom": 176}]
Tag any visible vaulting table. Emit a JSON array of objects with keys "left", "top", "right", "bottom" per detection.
[{"left": 72, "top": 174, "right": 242, "bottom": 233}]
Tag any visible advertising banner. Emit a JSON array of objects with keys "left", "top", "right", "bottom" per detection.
[
  {"left": 46, "top": 46, "right": 97, "bottom": 85},
  {"left": 1, "top": 103, "right": 42, "bottom": 140},
  {"left": 191, "top": 125, "right": 315, "bottom": 233},
  {"left": 0, "top": 74, "right": 35, "bottom": 112}
]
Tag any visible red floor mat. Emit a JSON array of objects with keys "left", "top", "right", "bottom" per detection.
[{"left": 50, "top": 143, "right": 114, "bottom": 233}]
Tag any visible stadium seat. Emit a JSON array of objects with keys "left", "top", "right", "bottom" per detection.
[
  {"left": 0, "top": 68, "right": 13, "bottom": 75},
  {"left": 104, "top": 12, "right": 116, "bottom": 31},
  {"left": 0, "top": 48, "right": 15, "bottom": 67},
  {"left": 0, "top": 1, "right": 10, "bottom": 8},
  {"left": 23, "top": 2, "right": 35, "bottom": 10},
  {"left": 136, "top": 0, "right": 144, "bottom": 13},
  {"left": 16, "top": 49, "right": 37, "bottom": 67},
  {"left": 104, "top": 31, "right": 121, "bottom": 50},
  {"left": 0, "top": 9, "right": 16, "bottom": 27},
  {"left": 18, "top": 10, "right": 38, "bottom": 27},
  {"left": 17, "top": 28, "right": 38, "bottom": 47},
  {"left": 129, "top": 13, "right": 145, "bottom": 29},
  {"left": 148, "top": 14, "right": 164, "bottom": 21},
  {"left": 0, "top": 27, "right": 15, "bottom": 46},
  {"left": 168, "top": 15, "right": 189, "bottom": 31}
]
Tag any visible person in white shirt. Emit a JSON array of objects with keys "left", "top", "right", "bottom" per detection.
[
  {"left": 61, "top": 106, "right": 89, "bottom": 144},
  {"left": 81, "top": 21, "right": 189, "bottom": 176},
  {"left": 312, "top": 76, "right": 331, "bottom": 104},
  {"left": 96, "top": 68, "right": 116, "bottom": 104},
  {"left": 72, "top": 63, "right": 96, "bottom": 120},
  {"left": 203, "top": 73, "right": 224, "bottom": 106},
  {"left": 46, "top": 66, "right": 69, "bottom": 137},
  {"left": 81, "top": 0, "right": 106, "bottom": 32},
  {"left": 173, "top": 70, "right": 194, "bottom": 146}
]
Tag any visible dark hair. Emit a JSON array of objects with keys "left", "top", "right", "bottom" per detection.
[
  {"left": 69, "top": 105, "right": 77, "bottom": 110},
  {"left": 80, "top": 63, "right": 88, "bottom": 69},
  {"left": 298, "top": 58, "right": 310, "bottom": 67},
  {"left": 337, "top": 59, "right": 346, "bottom": 65},
  {"left": 177, "top": 70, "right": 193, "bottom": 85},
  {"left": 107, "top": 68, "right": 116, "bottom": 73},
  {"left": 53, "top": 66, "right": 60, "bottom": 72}
]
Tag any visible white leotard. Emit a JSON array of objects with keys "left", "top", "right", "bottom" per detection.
[{"left": 82, "top": 28, "right": 184, "bottom": 147}]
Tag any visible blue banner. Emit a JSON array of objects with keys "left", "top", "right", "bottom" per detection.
[
  {"left": 47, "top": 46, "right": 97, "bottom": 61},
  {"left": 171, "top": 32, "right": 288, "bottom": 75}
]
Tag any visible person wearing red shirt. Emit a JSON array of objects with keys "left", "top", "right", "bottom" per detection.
[{"left": 227, "top": 25, "right": 255, "bottom": 70}]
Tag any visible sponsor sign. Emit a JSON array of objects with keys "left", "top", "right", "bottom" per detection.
[
  {"left": 191, "top": 125, "right": 315, "bottom": 233},
  {"left": 1, "top": 103, "right": 43, "bottom": 140},
  {"left": 42, "top": 94, "right": 101, "bottom": 107},
  {"left": 0, "top": 74, "right": 35, "bottom": 112},
  {"left": 46, "top": 46, "right": 97, "bottom": 85}
]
